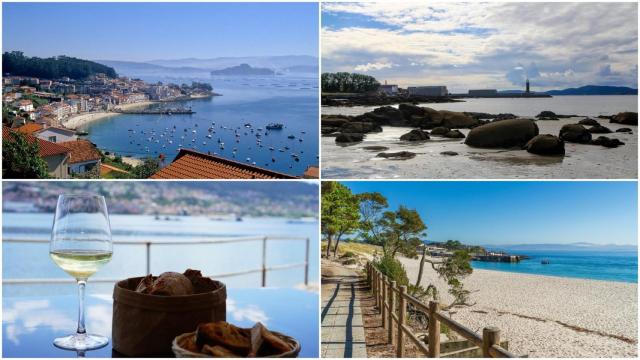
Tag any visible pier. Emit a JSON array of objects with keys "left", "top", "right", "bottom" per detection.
[{"left": 472, "top": 254, "right": 528, "bottom": 263}]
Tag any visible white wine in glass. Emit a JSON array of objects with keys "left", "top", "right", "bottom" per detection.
[{"left": 50, "top": 194, "right": 113, "bottom": 351}]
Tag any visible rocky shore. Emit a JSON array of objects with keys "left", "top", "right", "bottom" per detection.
[{"left": 322, "top": 104, "right": 637, "bottom": 160}]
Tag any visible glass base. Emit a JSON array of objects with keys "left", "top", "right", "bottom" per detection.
[{"left": 53, "top": 333, "right": 109, "bottom": 351}]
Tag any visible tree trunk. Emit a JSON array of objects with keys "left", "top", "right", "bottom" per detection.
[
  {"left": 332, "top": 235, "right": 341, "bottom": 258},
  {"left": 415, "top": 246, "right": 427, "bottom": 288},
  {"left": 325, "top": 235, "right": 333, "bottom": 258}
]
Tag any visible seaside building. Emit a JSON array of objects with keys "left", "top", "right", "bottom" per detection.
[
  {"left": 61, "top": 140, "right": 101, "bottom": 175},
  {"left": 408, "top": 86, "right": 448, "bottom": 97},
  {"left": 151, "top": 149, "right": 298, "bottom": 179},
  {"left": 35, "top": 127, "right": 78, "bottom": 143},
  {"left": 3, "top": 126, "right": 71, "bottom": 178},
  {"left": 526, "top": 78, "right": 530, "bottom": 94},
  {"left": 379, "top": 81, "right": 399, "bottom": 95},
  {"left": 15, "top": 123, "right": 43, "bottom": 135},
  {"left": 468, "top": 89, "right": 498, "bottom": 97}
]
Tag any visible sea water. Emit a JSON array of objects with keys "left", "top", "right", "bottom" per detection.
[
  {"left": 81, "top": 74, "right": 318, "bottom": 176},
  {"left": 2, "top": 213, "right": 319, "bottom": 297},
  {"left": 471, "top": 249, "right": 637, "bottom": 283}
]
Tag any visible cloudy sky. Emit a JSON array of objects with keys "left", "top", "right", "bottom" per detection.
[{"left": 322, "top": 2, "right": 638, "bottom": 92}]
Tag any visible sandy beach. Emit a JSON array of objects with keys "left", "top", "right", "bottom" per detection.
[
  {"left": 398, "top": 255, "right": 637, "bottom": 357},
  {"left": 62, "top": 101, "right": 156, "bottom": 130}
]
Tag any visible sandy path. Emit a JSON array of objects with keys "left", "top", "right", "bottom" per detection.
[{"left": 397, "top": 256, "right": 637, "bottom": 357}]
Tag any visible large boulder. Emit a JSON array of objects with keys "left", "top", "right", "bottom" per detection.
[
  {"left": 536, "top": 111, "right": 559, "bottom": 120},
  {"left": 616, "top": 128, "right": 633, "bottom": 133},
  {"left": 524, "top": 134, "right": 565, "bottom": 156},
  {"left": 587, "top": 124, "right": 612, "bottom": 134},
  {"left": 398, "top": 103, "right": 426, "bottom": 118},
  {"left": 321, "top": 126, "right": 339, "bottom": 135},
  {"left": 439, "top": 110, "right": 478, "bottom": 128},
  {"left": 559, "top": 124, "right": 592, "bottom": 143},
  {"left": 400, "top": 129, "right": 430, "bottom": 141},
  {"left": 321, "top": 115, "right": 351, "bottom": 127},
  {"left": 335, "top": 133, "right": 364, "bottom": 143},
  {"left": 340, "top": 121, "right": 382, "bottom": 134},
  {"left": 377, "top": 151, "right": 416, "bottom": 160},
  {"left": 371, "top": 106, "right": 407, "bottom": 126},
  {"left": 444, "top": 130, "right": 465, "bottom": 139},
  {"left": 610, "top": 112, "right": 637, "bottom": 125},
  {"left": 592, "top": 136, "right": 625, "bottom": 148},
  {"left": 430, "top": 126, "right": 451, "bottom": 136},
  {"left": 465, "top": 119, "right": 539, "bottom": 148},
  {"left": 579, "top": 118, "right": 600, "bottom": 126}
]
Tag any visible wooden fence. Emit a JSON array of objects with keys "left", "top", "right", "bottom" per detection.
[{"left": 367, "top": 262, "right": 517, "bottom": 358}]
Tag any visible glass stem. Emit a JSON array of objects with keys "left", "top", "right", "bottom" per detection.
[{"left": 77, "top": 280, "right": 87, "bottom": 335}]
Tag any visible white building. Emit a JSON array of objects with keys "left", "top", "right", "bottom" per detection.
[
  {"left": 379, "top": 84, "right": 399, "bottom": 95},
  {"left": 35, "top": 127, "right": 78, "bottom": 143},
  {"left": 408, "top": 86, "right": 448, "bottom": 97},
  {"left": 14, "top": 99, "right": 34, "bottom": 112}
]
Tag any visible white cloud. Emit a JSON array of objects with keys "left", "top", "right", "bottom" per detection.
[
  {"left": 354, "top": 61, "right": 394, "bottom": 72},
  {"left": 322, "top": 2, "right": 638, "bottom": 90}
]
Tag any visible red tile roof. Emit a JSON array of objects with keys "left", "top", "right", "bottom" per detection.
[
  {"left": 16, "top": 123, "right": 43, "bottom": 135},
  {"left": 3, "top": 126, "right": 70, "bottom": 158},
  {"left": 150, "top": 149, "right": 298, "bottom": 179},
  {"left": 60, "top": 140, "right": 101, "bottom": 164},
  {"left": 303, "top": 166, "right": 319, "bottom": 179}
]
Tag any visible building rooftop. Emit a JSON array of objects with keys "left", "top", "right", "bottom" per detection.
[
  {"left": 303, "top": 166, "right": 319, "bottom": 179},
  {"left": 61, "top": 140, "right": 101, "bottom": 164},
  {"left": 15, "top": 123, "right": 43, "bottom": 135},
  {"left": 3, "top": 126, "right": 70, "bottom": 158},
  {"left": 150, "top": 149, "right": 297, "bottom": 179}
]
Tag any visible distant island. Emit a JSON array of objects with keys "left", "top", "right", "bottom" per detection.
[
  {"left": 544, "top": 85, "right": 638, "bottom": 96},
  {"left": 210, "top": 63, "right": 275, "bottom": 76},
  {"left": 3, "top": 51, "right": 117, "bottom": 79}
]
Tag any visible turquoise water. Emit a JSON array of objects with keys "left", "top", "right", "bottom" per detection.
[
  {"left": 81, "top": 75, "right": 318, "bottom": 176},
  {"left": 472, "top": 249, "right": 637, "bottom": 283},
  {"left": 2, "top": 213, "right": 319, "bottom": 297}
]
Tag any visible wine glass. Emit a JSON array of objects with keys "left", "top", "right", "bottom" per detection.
[{"left": 49, "top": 194, "right": 113, "bottom": 351}]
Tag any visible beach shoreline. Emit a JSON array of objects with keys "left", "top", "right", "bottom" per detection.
[
  {"left": 398, "top": 255, "right": 638, "bottom": 357},
  {"left": 62, "top": 101, "right": 157, "bottom": 130}
]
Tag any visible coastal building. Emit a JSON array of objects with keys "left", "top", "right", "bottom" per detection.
[
  {"left": 408, "top": 86, "right": 448, "bottom": 97},
  {"left": 151, "top": 149, "right": 298, "bottom": 179},
  {"left": 3, "top": 126, "right": 71, "bottom": 178},
  {"left": 379, "top": 81, "right": 399, "bottom": 95},
  {"left": 526, "top": 78, "right": 530, "bottom": 94},
  {"left": 35, "top": 126, "right": 77, "bottom": 143},
  {"left": 61, "top": 140, "right": 101, "bottom": 175},
  {"left": 14, "top": 99, "right": 34, "bottom": 112},
  {"left": 303, "top": 166, "right": 320, "bottom": 179},
  {"left": 468, "top": 89, "right": 498, "bottom": 97},
  {"left": 15, "top": 123, "right": 43, "bottom": 135}
]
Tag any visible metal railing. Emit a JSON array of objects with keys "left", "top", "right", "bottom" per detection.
[
  {"left": 367, "top": 262, "right": 517, "bottom": 358},
  {"left": 3, "top": 235, "right": 310, "bottom": 287}
]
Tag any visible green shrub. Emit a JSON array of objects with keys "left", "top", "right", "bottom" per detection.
[
  {"left": 342, "top": 251, "right": 355, "bottom": 258},
  {"left": 373, "top": 254, "right": 409, "bottom": 287}
]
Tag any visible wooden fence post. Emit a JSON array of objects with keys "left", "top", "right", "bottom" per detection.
[
  {"left": 388, "top": 280, "right": 396, "bottom": 344},
  {"left": 374, "top": 270, "right": 379, "bottom": 308},
  {"left": 381, "top": 278, "right": 387, "bottom": 329},
  {"left": 378, "top": 273, "right": 383, "bottom": 313},
  {"left": 482, "top": 327, "right": 500, "bottom": 358},
  {"left": 397, "top": 285, "right": 407, "bottom": 358},
  {"left": 428, "top": 301, "right": 441, "bottom": 358}
]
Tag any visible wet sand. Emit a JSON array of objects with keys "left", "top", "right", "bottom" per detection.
[
  {"left": 399, "top": 256, "right": 638, "bottom": 357},
  {"left": 322, "top": 117, "right": 637, "bottom": 179}
]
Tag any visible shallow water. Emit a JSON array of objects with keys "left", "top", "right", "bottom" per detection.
[
  {"left": 322, "top": 96, "right": 638, "bottom": 179},
  {"left": 82, "top": 75, "right": 318, "bottom": 176}
]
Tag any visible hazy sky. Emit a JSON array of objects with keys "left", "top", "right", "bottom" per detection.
[
  {"left": 322, "top": 2, "right": 638, "bottom": 92},
  {"left": 341, "top": 181, "right": 638, "bottom": 247},
  {"left": 3, "top": 2, "right": 318, "bottom": 61}
]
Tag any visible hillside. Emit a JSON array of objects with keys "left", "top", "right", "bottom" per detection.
[
  {"left": 210, "top": 63, "right": 275, "bottom": 76},
  {"left": 3, "top": 51, "right": 117, "bottom": 79},
  {"left": 545, "top": 85, "right": 638, "bottom": 95}
]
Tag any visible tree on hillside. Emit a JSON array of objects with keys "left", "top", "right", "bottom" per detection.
[
  {"left": 2, "top": 131, "right": 49, "bottom": 179},
  {"left": 321, "top": 182, "right": 360, "bottom": 258},
  {"left": 132, "top": 158, "right": 160, "bottom": 179},
  {"left": 3, "top": 51, "right": 117, "bottom": 79},
  {"left": 380, "top": 205, "right": 426, "bottom": 258}
]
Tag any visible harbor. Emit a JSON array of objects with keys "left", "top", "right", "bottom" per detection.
[{"left": 113, "top": 107, "right": 195, "bottom": 115}]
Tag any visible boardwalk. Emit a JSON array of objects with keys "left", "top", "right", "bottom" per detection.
[{"left": 321, "top": 260, "right": 367, "bottom": 358}]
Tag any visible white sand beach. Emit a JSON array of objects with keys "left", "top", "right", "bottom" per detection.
[
  {"left": 398, "top": 256, "right": 638, "bottom": 357},
  {"left": 63, "top": 101, "right": 156, "bottom": 130}
]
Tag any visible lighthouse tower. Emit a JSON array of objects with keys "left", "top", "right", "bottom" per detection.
[{"left": 525, "top": 78, "right": 530, "bottom": 94}]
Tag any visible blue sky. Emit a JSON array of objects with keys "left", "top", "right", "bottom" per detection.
[
  {"left": 322, "top": 2, "right": 638, "bottom": 92},
  {"left": 341, "top": 181, "right": 638, "bottom": 247},
  {"left": 3, "top": 2, "right": 318, "bottom": 61}
]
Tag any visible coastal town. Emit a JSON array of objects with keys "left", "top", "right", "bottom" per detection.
[{"left": 2, "top": 71, "right": 215, "bottom": 179}]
